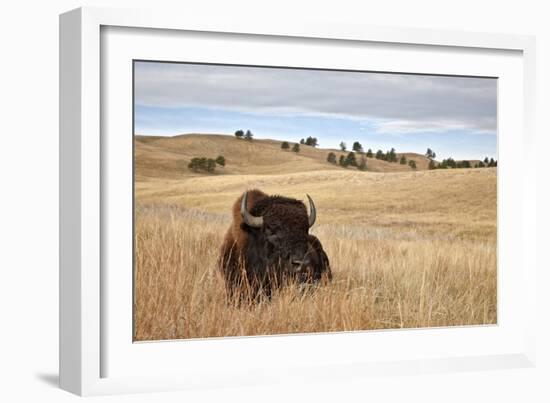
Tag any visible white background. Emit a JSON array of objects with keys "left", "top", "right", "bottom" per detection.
[
  {"left": 103, "top": 25, "right": 525, "bottom": 380},
  {"left": 1, "top": 0, "right": 548, "bottom": 402}
]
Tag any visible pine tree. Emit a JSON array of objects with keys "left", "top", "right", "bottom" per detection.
[
  {"left": 305, "top": 136, "right": 318, "bottom": 147},
  {"left": 281, "top": 141, "right": 290, "bottom": 150},
  {"left": 345, "top": 152, "right": 357, "bottom": 167},
  {"left": 388, "top": 148, "right": 397, "bottom": 162},
  {"left": 441, "top": 157, "right": 456, "bottom": 169},
  {"left": 292, "top": 143, "right": 300, "bottom": 153},
  {"left": 408, "top": 160, "right": 417, "bottom": 169},
  {"left": 426, "top": 148, "right": 436, "bottom": 158},
  {"left": 339, "top": 155, "right": 346, "bottom": 167},
  {"left": 366, "top": 149, "right": 373, "bottom": 158},
  {"left": 376, "top": 150, "right": 384, "bottom": 160},
  {"left": 339, "top": 141, "right": 347, "bottom": 151},
  {"left": 244, "top": 130, "right": 253, "bottom": 140},
  {"left": 400, "top": 155, "right": 407, "bottom": 165},
  {"left": 327, "top": 152, "right": 337, "bottom": 164},
  {"left": 234, "top": 130, "right": 244, "bottom": 139},
  {"left": 206, "top": 158, "right": 217, "bottom": 172},
  {"left": 188, "top": 157, "right": 204, "bottom": 172},
  {"left": 352, "top": 141, "right": 363, "bottom": 153},
  {"left": 188, "top": 157, "right": 218, "bottom": 173}
]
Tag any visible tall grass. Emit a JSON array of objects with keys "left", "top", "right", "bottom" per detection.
[{"left": 134, "top": 202, "right": 496, "bottom": 341}]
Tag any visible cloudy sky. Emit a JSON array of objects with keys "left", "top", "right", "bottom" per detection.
[{"left": 134, "top": 61, "right": 497, "bottom": 160}]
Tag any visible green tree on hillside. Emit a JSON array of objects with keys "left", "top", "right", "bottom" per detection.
[
  {"left": 339, "top": 141, "right": 347, "bottom": 151},
  {"left": 366, "top": 148, "right": 373, "bottom": 158},
  {"left": 188, "top": 157, "right": 217, "bottom": 173},
  {"left": 399, "top": 155, "right": 407, "bottom": 165},
  {"left": 327, "top": 152, "right": 337, "bottom": 164},
  {"left": 345, "top": 152, "right": 357, "bottom": 167},
  {"left": 408, "top": 160, "right": 417, "bottom": 169},
  {"left": 426, "top": 148, "right": 437, "bottom": 159},
  {"left": 300, "top": 138, "right": 305, "bottom": 145},
  {"left": 215, "top": 155, "right": 226, "bottom": 166},
  {"left": 234, "top": 130, "right": 244, "bottom": 139},
  {"left": 484, "top": 157, "right": 489, "bottom": 165},
  {"left": 206, "top": 158, "right": 216, "bottom": 172},
  {"left": 339, "top": 155, "right": 346, "bottom": 167},
  {"left": 375, "top": 149, "right": 385, "bottom": 160},
  {"left": 387, "top": 148, "right": 398, "bottom": 162},
  {"left": 440, "top": 157, "right": 456, "bottom": 169},
  {"left": 305, "top": 136, "right": 318, "bottom": 147},
  {"left": 292, "top": 143, "right": 300, "bottom": 153},
  {"left": 244, "top": 130, "right": 253, "bottom": 140},
  {"left": 188, "top": 157, "right": 205, "bottom": 172},
  {"left": 352, "top": 141, "right": 363, "bottom": 153},
  {"left": 281, "top": 141, "right": 290, "bottom": 150}
]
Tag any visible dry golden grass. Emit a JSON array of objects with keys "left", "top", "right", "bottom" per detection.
[
  {"left": 133, "top": 134, "right": 496, "bottom": 340},
  {"left": 134, "top": 133, "right": 441, "bottom": 180}
]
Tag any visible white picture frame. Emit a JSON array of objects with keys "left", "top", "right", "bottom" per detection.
[{"left": 59, "top": 6, "right": 537, "bottom": 396}]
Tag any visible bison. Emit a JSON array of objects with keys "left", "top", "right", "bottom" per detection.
[{"left": 218, "top": 189, "right": 332, "bottom": 302}]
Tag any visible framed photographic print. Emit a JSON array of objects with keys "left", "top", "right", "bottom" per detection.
[
  {"left": 60, "top": 7, "right": 537, "bottom": 396},
  {"left": 132, "top": 60, "right": 499, "bottom": 341}
]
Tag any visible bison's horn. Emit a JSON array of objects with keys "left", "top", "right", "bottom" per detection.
[
  {"left": 306, "top": 194, "right": 316, "bottom": 228},
  {"left": 241, "top": 191, "right": 264, "bottom": 228}
]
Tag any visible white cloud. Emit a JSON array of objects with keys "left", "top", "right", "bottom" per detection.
[
  {"left": 371, "top": 118, "right": 496, "bottom": 135},
  {"left": 134, "top": 62, "right": 497, "bottom": 135}
]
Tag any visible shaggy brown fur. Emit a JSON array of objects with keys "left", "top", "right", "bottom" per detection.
[
  {"left": 228, "top": 189, "right": 269, "bottom": 252},
  {"left": 303, "top": 234, "right": 333, "bottom": 283},
  {"left": 218, "top": 189, "right": 331, "bottom": 303}
]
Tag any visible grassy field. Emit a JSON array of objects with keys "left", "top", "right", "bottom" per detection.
[{"left": 133, "top": 134, "right": 496, "bottom": 341}]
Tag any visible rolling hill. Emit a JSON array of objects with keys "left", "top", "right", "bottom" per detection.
[{"left": 135, "top": 133, "right": 441, "bottom": 180}]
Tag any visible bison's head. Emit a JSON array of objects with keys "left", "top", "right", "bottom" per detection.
[{"left": 240, "top": 191, "right": 316, "bottom": 278}]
